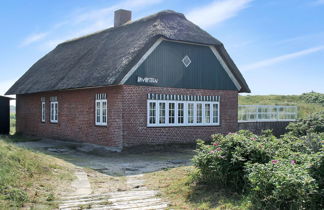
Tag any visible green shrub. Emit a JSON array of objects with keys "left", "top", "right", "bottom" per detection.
[
  {"left": 193, "top": 130, "right": 278, "bottom": 192},
  {"left": 300, "top": 92, "right": 324, "bottom": 106},
  {"left": 308, "top": 152, "right": 324, "bottom": 208},
  {"left": 287, "top": 111, "right": 324, "bottom": 136},
  {"left": 247, "top": 158, "right": 318, "bottom": 209},
  {"left": 193, "top": 129, "right": 324, "bottom": 209}
]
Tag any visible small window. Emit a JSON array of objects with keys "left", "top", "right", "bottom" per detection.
[
  {"left": 50, "top": 100, "right": 58, "bottom": 123},
  {"left": 41, "top": 97, "right": 45, "bottom": 122},
  {"left": 95, "top": 93, "right": 107, "bottom": 126},
  {"left": 182, "top": 55, "right": 191, "bottom": 67}
]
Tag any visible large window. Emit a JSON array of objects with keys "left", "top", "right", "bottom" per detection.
[
  {"left": 95, "top": 93, "right": 107, "bottom": 126},
  {"left": 50, "top": 96, "right": 58, "bottom": 123},
  {"left": 147, "top": 94, "right": 220, "bottom": 127},
  {"left": 41, "top": 97, "right": 45, "bottom": 122}
]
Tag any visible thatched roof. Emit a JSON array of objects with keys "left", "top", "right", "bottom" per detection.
[{"left": 6, "top": 10, "right": 250, "bottom": 95}]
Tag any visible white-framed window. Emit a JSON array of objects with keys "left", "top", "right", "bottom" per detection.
[
  {"left": 50, "top": 96, "right": 58, "bottom": 123},
  {"left": 41, "top": 97, "right": 46, "bottom": 122},
  {"left": 147, "top": 94, "right": 220, "bottom": 127},
  {"left": 95, "top": 93, "right": 107, "bottom": 126}
]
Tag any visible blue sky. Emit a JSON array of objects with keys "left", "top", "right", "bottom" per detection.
[{"left": 1, "top": 0, "right": 324, "bottom": 98}]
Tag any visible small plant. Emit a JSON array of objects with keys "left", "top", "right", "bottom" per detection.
[{"left": 46, "top": 193, "right": 55, "bottom": 201}]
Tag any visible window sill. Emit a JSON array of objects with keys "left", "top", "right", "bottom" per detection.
[
  {"left": 147, "top": 124, "right": 221, "bottom": 128},
  {"left": 95, "top": 124, "right": 108, "bottom": 127}
]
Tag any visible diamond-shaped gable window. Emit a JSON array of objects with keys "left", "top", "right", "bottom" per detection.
[{"left": 182, "top": 55, "right": 191, "bottom": 68}]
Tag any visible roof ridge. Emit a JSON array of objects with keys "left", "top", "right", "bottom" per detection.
[{"left": 59, "top": 10, "right": 185, "bottom": 46}]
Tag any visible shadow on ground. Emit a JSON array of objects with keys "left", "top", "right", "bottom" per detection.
[{"left": 14, "top": 138, "right": 195, "bottom": 176}]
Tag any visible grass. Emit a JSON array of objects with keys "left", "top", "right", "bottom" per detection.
[
  {"left": 239, "top": 94, "right": 324, "bottom": 118},
  {"left": 0, "top": 136, "right": 75, "bottom": 209},
  {"left": 145, "top": 166, "right": 251, "bottom": 210}
]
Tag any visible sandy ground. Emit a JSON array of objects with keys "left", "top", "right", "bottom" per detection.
[{"left": 16, "top": 138, "right": 194, "bottom": 176}]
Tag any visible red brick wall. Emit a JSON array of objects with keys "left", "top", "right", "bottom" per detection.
[
  {"left": 16, "top": 85, "right": 238, "bottom": 148},
  {"left": 16, "top": 86, "right": 123, "bottom": 148},
  {"left": 121, "top": 85, "right": 238, "bottom": 147}
]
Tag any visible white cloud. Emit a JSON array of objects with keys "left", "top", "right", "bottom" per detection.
[
  {"left": 241, "top": 45, "right": 324, "bottom": 71},
  {"left": 22, "top": 0, "right": 163, "bottom": 50},
  {"left": 186, "top": 0, "right": 253, "bottom": 28},
  {"left": 313, "top": 0, "right": 324, "bottom": 5},
  {"left": 20, "top": 32, "right": 48, "bottom": 47}
]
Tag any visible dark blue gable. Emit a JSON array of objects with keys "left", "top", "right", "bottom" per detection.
[{"left": 124, "top": 40, "right": 238, "bottom": 90}]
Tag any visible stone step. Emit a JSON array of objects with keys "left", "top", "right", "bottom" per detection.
[
  {"left": 90, "top": 203, "right": 168, "bottom": 210},
  {"left": 61, "top": 190, "right": 157, "bottom": 200},
  {"left": 60, "top": 195, "right": 110, "bottom": 204},
  {"left": 59, "top": 198, "right": 110, "bottom": 209},
  {"left": 90, "top": 200, "right": 168, "bottom": 210},
  {"left": 109, "top": 197, "right": 162, "bottom": 206},
  {"left": 109, "top": 190, "right": 159, "bottom": 198},
  {"left": 108, "top": 193, "right": 158, "bottom": 203},
  {"left": 60, "top": 191, "right": 160, "bottom": 209}
]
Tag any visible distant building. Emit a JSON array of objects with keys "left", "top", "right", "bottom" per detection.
[
  {"left": 0, "top": 96, "right": 12, "bottom": 135},
  {"left": 6, "top": 10, "right": 250, "bottom": 149}
]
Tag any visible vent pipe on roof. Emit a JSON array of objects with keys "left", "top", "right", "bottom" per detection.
[{"left": 114, "top": 9, "right": 132, "bottom": 27}]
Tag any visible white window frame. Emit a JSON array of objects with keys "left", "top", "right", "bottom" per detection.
[
  {"left": 41, "top": 101, "right": 46, "bottom": 122},
  {"left": 95, "top": 98, "right": 108, "bottom": 126},
  {"left": 147, "top": 100, "right": 220, "bottom": 127},
  {"left": 50, "top": 101, "right": 58, "bottom": 123}
]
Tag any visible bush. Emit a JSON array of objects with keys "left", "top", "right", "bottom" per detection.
[
  {"left": 287, "top": 111, "right": 324, "bottom": 136},
  {"left": 300, "top": 92, "right": 324, "bottom": 106},
  {"left": 247, "top": 158, "right": 318, "bottom": 209},
  {"left": 193, "top": 130, "right": 324, "bottom": 209},
  {"left": 193, "top": 130, "right": 278, "bottom": 192}
]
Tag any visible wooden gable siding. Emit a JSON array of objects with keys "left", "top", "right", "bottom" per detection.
[{"left": 125, "top": 40, "right": 237, "bottom": 91}]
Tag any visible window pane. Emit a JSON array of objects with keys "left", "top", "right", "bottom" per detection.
[
  {"left": 178, "top": 103, "right": 184, "bottom": 124},
  {"left": 213, "top": 104, "right": 219, "bottom": 123},
  {"left": 42, "top": 103, "right": 45, "bottom": 122},
  {"left": 55, "top": 103, "right": 58, "bottom": 121},
  {"left": 149, "top": 102, "right": 156, "bottom": 124},
  {"left": 96, "top": 101, "right": 101, "bottom": 123},
  {"left": 51, "top": 103, "right": 54, "bottom": 121},
  {"left": 197, "top": 104, "right": 202, "bottom": 123},
  {"left": 102, "top": 101, "right": 107, "bottom": 123},
  {"left": 169, "top": 103, "right": 175, "bottom": 124},
  {"left": 188, "top": 103, "right": 194, "bottom": 124},
  {"left": 205, "top": 104, "right": 210, "bottom": 123},
  {"left": 159, "top": 103, "right": 165, "bottom": 124}
]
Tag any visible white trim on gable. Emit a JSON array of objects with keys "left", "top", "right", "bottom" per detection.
[
  {"left": 119, "top": 38, "right": 163, "bottom": 84},
  {"left": 209, "top": 46, "right": 241, "bottom": 91}
]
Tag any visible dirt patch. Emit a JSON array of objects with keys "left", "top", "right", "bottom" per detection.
[{"left": 15, "top": 138, "right": 195, "bottom": 176}]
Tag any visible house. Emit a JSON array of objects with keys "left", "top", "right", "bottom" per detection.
[
  {"left": 0, "top": 96, "right": 13, "bottom": 135},
  {"left": 6, "top": 10, "right": 250, "bottom": 149}
]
